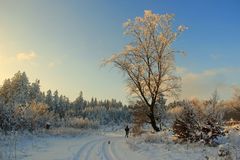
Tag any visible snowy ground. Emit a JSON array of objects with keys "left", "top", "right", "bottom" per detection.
[
  {"left": 0, "top": 130, "right": 147, "bottom": 160},
  {"left": 18, "top": 134, "right": 146, "bottom": 160},
  {"left": 0, "top": 127, "right": 240, "bottom": 160}
]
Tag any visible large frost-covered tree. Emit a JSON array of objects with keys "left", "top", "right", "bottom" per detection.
[
  {"left": 58, "top": 95, "right": 70, "bottom": 119},
  {"left": 53, "top": 90, "right": 60, "bottom": 113},
  {"left": 0, "top": 79, "right": 12, "bottom": 105},
  {"left": 104, "top": 10, "right": 186, "bottom": 131},
  {"left": 29, "top": 79, "right": 43, "bottom": 103},
  {"left": 45, "top": 90, "right": 54, "bottom": 111},
  {"left": 0, "top": 71, "right": 30, "bottom": 106},
  {"left": 72, "top": 91, "right": 86, "bottom": 116},
  {"left": 11, "top": 71, "right": 30, "bottom": 105}
]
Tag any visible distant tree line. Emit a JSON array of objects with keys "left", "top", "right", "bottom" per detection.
[{"left": 0, "top": 71, "right": 131, "bottom": 132}]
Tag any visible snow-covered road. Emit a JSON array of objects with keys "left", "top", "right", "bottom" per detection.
[
  {"left": 72, "top": 135, "right": 146, "bottom": 160},
  {"left": 18, "top": 134, "right": 147, "bottom": 160},
  {"left": 11, "top": 130, "right": 239, "bottom": 160}
]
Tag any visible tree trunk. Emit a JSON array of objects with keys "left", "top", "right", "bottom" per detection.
[
  {"left": 148, "top": 105, "right": 160, "bottom": 132},
  {"left": 147, "top": 104, "right": 160, "bottom": 132},
  {"left": 149, "top": 112, "right": 160, "bottom": 132}
]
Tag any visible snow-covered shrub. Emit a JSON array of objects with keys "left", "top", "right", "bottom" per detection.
[
  {"left": 218, "top": 144, "right": 233, "bottom": 159},
  {"left": 173, "top": 101, "right": 224, "bottom": 145},
  {"left": 132, "top": 124, "right": 143, "bottom": 136},
  {"left": 21, "top": 102, "right": 54, "bottom": 131},
  {"left": 5, "top": 102, "right": 55, "bottom": 132},
  {"left": 143, "top": 131, "right": 172, "bottom": 144},
  {"left": 45, "top": 127, "right": 86, "bottom": 136},
  {"left": 35, "top": 103, "right": 54, "bottom": 129},
  {"left": 131, "top": 101, "right": 147, "bottom": 134},
  {"left": 0, "top": 104, "right": 16, "bottom": 132},
  {"left": 144, "top": 133, "right": 162, "bottom": 143},
  {"left": 67, "top": 117, "right": 98, "bottom": 129},
  {"left": 173, "top": 102, "right": 199, "bottom": 142}
]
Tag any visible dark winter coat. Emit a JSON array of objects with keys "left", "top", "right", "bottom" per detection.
[{"left": 125, "top": 126, "right": 129, "bottom": 133}]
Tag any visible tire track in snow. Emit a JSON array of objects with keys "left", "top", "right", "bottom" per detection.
[
  {"left": 101, "top": 141, "right": 112, "bottom": 160},
  {"left": 111, "top": 141, "right": 121, "bottom": 159},
  {"left": 101, "top": 140, "right": 120, "bottom": 160},
  {"left": 72, "top": 137, "right": 103, "bottom": 160},
  {"left": 85, "top": 140, "right": 101, "bottom": 160},
  {"left": 48, "top": 135, "right": 145, "bottom": 160}
]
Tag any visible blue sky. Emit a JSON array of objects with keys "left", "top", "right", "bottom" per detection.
[{"left": 0, "top": 0, "right": 240, "bottom": 103}]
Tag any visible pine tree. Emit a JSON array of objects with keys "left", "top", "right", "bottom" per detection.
[
  {"left": 53, "top": 90, "right": 60, "bottom": 114},
  {"left": 10, "top": 71, "right": 30, "bottom": 106},
  {"left": 45, "top": 90, "right": 54, "bottom": 111},
  {"left": 73, "top": 91, "right": 85, "bottom": 116},
  {"left": 29, "top": 79, "right": 43, "bottom": 103},
  {"left": 0, "top": 79, "right": 12, "bottom": 105}
]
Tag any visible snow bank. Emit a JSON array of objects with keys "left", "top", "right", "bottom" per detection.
[{"left": 126, "top": 129, "right": 240, "bottom": 160}]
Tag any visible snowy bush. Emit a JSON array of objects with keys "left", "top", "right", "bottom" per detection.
[
  {"left": 132, "top": 124, "right": 144, "bottom": 136},
  {"left": 132, "top": 101, "right": 149, "bottom": 132},
  {"left": 16, "top": 102, "right": 55, "bottom": 131},
  {"left": 67, "top": 117, "right": 98, "bottom": 129},
  {"left": 173, "top": 103, "right": 200, "bottom": 143},
  {"left": 44, "top": 127, "right": 88, "bottom": 136},
  {"left": 144, "top": 134, "right": 162, "bottom": 143},
  {"left": 218, "top": 144, "right": 233, "bottom": 160},
  {"left": 173, "top": 101, "right": 224, "bottom": 145},
  {"left": 0, "top": 104, "right": 15, "bottom": 132},
  {"left": 143, "top": 131, "right": 171, "bottom": 144},
  {"left": 0, "top": 102, "right": 54, "bottom": 132}
]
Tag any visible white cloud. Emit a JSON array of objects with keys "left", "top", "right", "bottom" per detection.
[
  {"left": 16, "top": 52, "right": 37, "bottom": 61},
  {"left": 177, "top": 67, "right": 240, "bottom": 100}
]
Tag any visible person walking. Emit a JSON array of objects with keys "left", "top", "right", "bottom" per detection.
[{"left": 125, "top": 125, "right": 130, "bottom": 138}]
